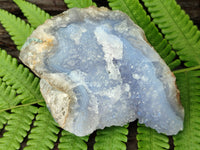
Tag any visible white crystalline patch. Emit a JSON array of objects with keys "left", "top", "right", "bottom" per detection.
[
  {"left": 123, "top": 83, "right": 131, "bottom": 98},
  {"left": 97, "top": 86, "right": 121, "bottom": 98},
  {"left": 94, "top": 26, "right": 123, "bottom": 80},
  {"left": 124, "top": 83, "right": 130, "bottom": 92},
  {"left": 114, "top": 20, "right": 128, "bottom": 33},
  {"left": 68, "top": 70, "right": 94, "bottom": 94},
  {"left": 141, "top": 76, "right": 148, "bottom": 82},
  {"left": 97, "top": 85, "right": 122, "bottom": 103},
  {"left": 107, "top": 85, "right": 122, "bottom": 99},
  {"left": 94, "top": 26, "right": 123, "bottom": 59},
  {"left": 132, "top": 74, "right": 140, "bottom": 80},
  {"left": 132, "top": 74, "right": 148, "bottom": 82},
  {"left": 69, "top": 70, "right": 87, "bottom": 87},
  {"left": 70, "top": 25, "right": 86, "bottom": 44}
]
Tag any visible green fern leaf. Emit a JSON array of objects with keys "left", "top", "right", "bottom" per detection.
[
  {"left": 94, "top": 125, "right": 128, "bottom": 150},
  {"left": 107, "top": 0, "right": 180, "bottom": 70},
  {"left": 64, "top": 0, "right": 96, "bottom": 8},
  {"left": 58, "top": 130, "right": 89, "bottom": 150},
  {"left": 0, "top": 79, "right": 10, "bottom": 129},
  {"left": 13, "top": 0, "right": 51, "bottom": 29},
  {"left": 0, "top": 106, "right": 37, "bottom": 150},
  {"left": 25, "top": 107, "right": 60, "bottom": 150},
  {"left": 142, "top": 0, "right": 200, "bottom": 67},
  {"left": 0, "top": 82, "right": 21, "bottom": 110},
  {"left": 173, "top": 70, "right": 200, "bottom": 149},
  {"left": 0, "top": 9, "right": 34, "bottom": 50},
  {"left": 0, "top": 111, "right": 9, "bottom": 130},
  {"left": 0, "top": 49, "right": 43, "bottom": 104},
  {"left": 137, "top": 123, "right": 169, "bottom": 149}
]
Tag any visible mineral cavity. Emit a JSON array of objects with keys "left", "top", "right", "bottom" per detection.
[{"left": 19, "top": 7, "right": 184, "bottom": 136}]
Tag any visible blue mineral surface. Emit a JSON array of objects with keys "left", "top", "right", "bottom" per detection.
[{"left": 20, "top": 7, "right": 184, "bottom": 136}]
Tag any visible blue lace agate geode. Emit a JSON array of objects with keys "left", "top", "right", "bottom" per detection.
[{"left": 19, "top": 7, "right": 184, "bottom": 136}]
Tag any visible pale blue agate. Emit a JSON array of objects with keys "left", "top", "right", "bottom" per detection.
[{"left": 19, "top": 7, "right": 184, "bottom": 136}]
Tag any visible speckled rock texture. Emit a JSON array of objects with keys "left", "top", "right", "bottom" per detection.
[{"left": 19, "top": 7, "right": 184, "bottom": 136}]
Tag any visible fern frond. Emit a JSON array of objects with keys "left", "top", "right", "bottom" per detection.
[
  {"left": 137, "top": 123, "right": 169, "bottom": 149},
  {"left": 0, "top": 49, "right": 43, "bottom": 104},
  {"left": 108, "top": 0, "right": 180, "bottom": 70},
  {"left": 64, "top": 0, "right": 96, "bottom": 8},
  {"left": 94, "top": 125, "right": 128, "bottom": 150},
  {"left": 142, "top": 0, "right": 200, "bottom": 67},
  {"left": 0, "top": 106, "right": 37, "bottom": 149},
  {"left": 0, "top": 81, "right": 21, "bottom": 110},
  {"left": 13, "top": 0, "right": 51, "bottom": 29},
  {"left": 0, "top": 9, "right": 34, "bottom": 50},
  {"left": 0, "top": 79, "right": 10, "bottom": 131},
  {"left": 0, "top": 82, "right": 10, "bottom": 128},
  {"left": 173, "top": 70, "right": 200, "bottom": 149},
  {"left": 58, "top": 130, "right": 89, "bottom": 150},
  {"left": 168, "top": 59, "right": 181, "bottom": 71},
  {"left": 25, "top": 107, "right": 60, "bottom": 150},
  {"left": 0, "top": 111, "right": 9, "bottom": 130}
]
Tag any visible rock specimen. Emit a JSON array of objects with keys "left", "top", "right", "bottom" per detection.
[{"left": 19, "top": 7, "right": 184, "bottom": 136}]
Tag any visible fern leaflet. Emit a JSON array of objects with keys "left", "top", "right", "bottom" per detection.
[
  {"left": 0, "top": 49, "right": 43, "bottom": 105},
  {"left": 0, "top": 106, "right": 38, "bottom": 150},
  {"left": 58, "top": 130, "right": 89, "bottom": 150},
  {"left": 0, "top": 81, "right": 21, "bottom": 110},
  {"left": 0, "top": 9, "right": 34, "bottom": 50},
  {"left": 137, "top": 123, "right": 169, "bottom": 149},
  {"left": 94, "top": 125, "right": 128, "bottom": 150},
  {"left": 0, "top": 79, "right": 11, "bottom": 130},
  {"left": 173, "top": 70, "right": 200, "bottom": 149},
  {"left": 13, "top": 0, "right": 51, "bottom": 29},
  {"left": 142, "top": 0, "right": 200, "bottom": 67},
  {"left": 64, "top": 0, "right": 96, "bottom": 8},
  {"left": 25, "top": 107, "right": 60, "bottom": 150},
  {"left": 0, "top": 111, "right": 9, "bottom": 130}
]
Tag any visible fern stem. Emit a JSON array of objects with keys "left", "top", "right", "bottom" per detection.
[
  {"left": 173, "top": 65, "right": 200, "bottom": 74},
  {"left": 0, "top": 100, "right": 44, "bottom": 113}
]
